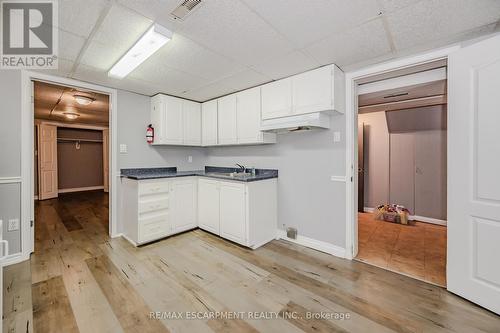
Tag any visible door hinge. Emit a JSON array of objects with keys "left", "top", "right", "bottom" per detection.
[
  {"left": 351, "top": 176, "right": 353, "bottom": 182},
  {"left": 30, "top": 220, "right": 34, "bottom": 227}
]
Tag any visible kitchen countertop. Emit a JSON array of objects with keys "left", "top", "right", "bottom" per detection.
[{"left": 120, "top": 166, "right": 278, "bottom": 182}]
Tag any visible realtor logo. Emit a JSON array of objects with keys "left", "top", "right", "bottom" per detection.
[{"left": 1, "top": 0, "right": 58, "bottom": 68}]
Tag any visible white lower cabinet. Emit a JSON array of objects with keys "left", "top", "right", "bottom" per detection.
[
  {"left": 197, "top": 178, "right": 277, "bottom": 248},
  {"left": 198, "top": 179, "right": 220, "bottom": 234},
  {"left": 171, "top": 177, "right": 198, "bottom": 233},
  {"left": 123, "top": 176, "right": 277, "bottom": 248}
]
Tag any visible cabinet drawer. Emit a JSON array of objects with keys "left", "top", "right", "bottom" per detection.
[
  {"left": 138, "top": 197, "right": 169, "bottom": 214},
  {"left": 139, "top": 214, "right": 170, "bottom": 242},
  {"left": 138, "top": 181, "right": 170, "bottom": 196}
]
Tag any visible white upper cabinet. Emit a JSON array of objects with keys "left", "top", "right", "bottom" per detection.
[
  {"left": 236, "top": 87, "right": 275, "bottom": 144},
  {"left": 151, "top": 94, "right": 201, "bottom": 146},
  {"left": 261, "top": 77, "right": 293, "bottom": 120},
  {"left": 201, "top": 100, "right": 218, "bottom": 146},
  {"left": 217, "top": 94, "right": 238, "bottom": 145},
  {"left": 164, "top": 96, "right": 184, "bottom": 144},
  {"left": 183, "top": 100, "right": 201, "bottom": 146},
  {"left": 261, "top": 64, "right": 345, "bottom": 120}
]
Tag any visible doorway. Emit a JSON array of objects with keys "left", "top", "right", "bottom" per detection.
[{"left": 348, "top": 59, "right": 449, "bottom": 286}]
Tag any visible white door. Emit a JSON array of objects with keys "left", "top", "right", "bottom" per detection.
[
  {"left": 217, "top": 94, "right": 238, "bottom": 145},
  {"left": 292, "top": 65, "right": 332, "bottom": 115},
  {"left": 183, "top": 100, "right": 201, "bottom": 146},
  {"left": 219, "top": 182, "right": 247, "bottom": 245},
  {"left": 38, "top": 124, "right": 58, "bottom": 200},
  {"left": 261, "top": 78, "right": 292, "bottom": 120},
  {"left": 448, "top": 34, "right": 500, "bottom": 314},
  {"left": 102, "top": 129, "right": 109, "bottom": 192},
  {"left": 164, "top": 96, "right": 184, "bottom": 145},
  {"left": 202, "top": 100, "right": 218, "bottom": 146},
  {"left": 171, "top": 178, "right": 197, "bottom": 233},
  {"left": 0, "top": 219, "right": 9, "bottom": 333},
  {"left": 198, "top": 179, "right": 220, "bottom": 234},
  {"left": 237, "top": 87, "right": 263, "bottom": 144}
]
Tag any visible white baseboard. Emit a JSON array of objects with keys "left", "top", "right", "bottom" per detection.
[
  {"left": 412, "top": 215, "right": 447, "bottom": 226},
  {"left": 58, "top": 185, "right": 104, "bottom": 194},
  {"left": 276, "top": 230, "right": 346, "bottom": 258},
  {"left": 361, "top": 207, "right": 447, "bottom": 226}
]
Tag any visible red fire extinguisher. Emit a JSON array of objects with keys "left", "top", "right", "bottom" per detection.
[{"left": 146, "top": 124, "right": 154, "bottom": 144}]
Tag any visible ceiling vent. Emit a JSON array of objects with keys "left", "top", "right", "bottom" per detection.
[{"left": 171, "top": 0, "right": 203, "bottom": 20}]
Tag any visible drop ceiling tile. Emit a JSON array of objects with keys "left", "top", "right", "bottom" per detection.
[
  {"left": 58, "top": 0, "right": 109, "bottom": 38},
  {"left": 241, "top": 0, "right": 381, "bottom": 48},
  {"left": 175, "top": 0, "right": 294, "bottom": 66},
  {"left": 80, "top": 4, "right": 152, "bottom": 70},
  {"left": 118, "top": 0, "right": 183, "bottom": 31},
  {"left": 33, "top": 58, "right": 75, "bottom": 78},
  {"left": 130, "top": 60, "right": 210, "bottom": 95},
  {"left": 146, "top": 34, "right": 246, "bottom": 81},
  {"left": 182, "top": 82, "right": 234, "bottom": 102},
  {"left": 378, "top": 0, "right": 425, "bottom": 13},
  {"left": 58, "top": 30, "right": 85, "bottom": 61},
  {"left": 386, "top": 0, "right": 500, "bottom": 50},
  {"left": 250, "top": 51, "right": 319, "bottom": 80},
  {"left": 303, "top": 18, "right": 392, "bottom": 67}
]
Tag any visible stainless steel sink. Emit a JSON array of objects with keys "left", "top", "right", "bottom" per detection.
[{"left": 205, "top": 172, "right": 252, "bottom": 178}]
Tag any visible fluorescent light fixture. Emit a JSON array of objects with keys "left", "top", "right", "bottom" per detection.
[
  {"left": 63, "top": 112, "right": 80, "bottom": 120},
  {"left": 108, "top": 23, "right": 173, "bottom": 79},
  {"left": 74, "top": 94, "right": 95, "bottom": 105}
]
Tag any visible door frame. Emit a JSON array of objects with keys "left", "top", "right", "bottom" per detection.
[
  {"left": 344, "top": 45, "right": 459, "bottom": 260},
  {"left": 21, "top": 71, "right": 119, "bottom": 260}
]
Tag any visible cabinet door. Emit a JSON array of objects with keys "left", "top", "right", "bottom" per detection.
[
  {"left": 198, "top": 179, "right": 220, "bottom": 234},
  {"left": 261, "top": 78, "right": 292, "bottom": 120},
  {"left": 183, "top": 100, "right": 201, "bottom": 146},
  {"left": 202, "top": 100, "right": 218, "bottom": 146},
  {"left": 150, "top": 95, "right": 165, "bottom": 144},
  {"left": 171, "top": 178, "right": 197, "bottom": 233},
  {"left": 237, "top": 87, "right": 263, "bottom": 144},
  {"left": 292, "top": 65, "right": 332, "bottom": 115},
  {"left": 164, "top": 95, "right": 184, "bottom": 144},
  {"left": 217, "top": 94, "right": 238, "bottom": 145},
  {"left": 219, "top": 182, "right": 247, "bottom": 245}
]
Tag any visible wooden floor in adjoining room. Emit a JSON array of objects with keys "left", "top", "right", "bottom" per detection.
[
  {"left": 356, "top": 212, "right": 447, "bottom": 286},
  {"left": 3, "top": 192, "right": 500, "bottom": 333}
]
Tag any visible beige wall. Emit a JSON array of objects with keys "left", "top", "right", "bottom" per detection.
[{"left": 57, "top": 128, "right": 104, "bottom": 190}]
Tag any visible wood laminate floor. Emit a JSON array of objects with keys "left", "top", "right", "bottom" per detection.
[
  {"left": 356, "top": 212, "right": 447, "bottom": 286},
  {"left": 3, "top": 191, "right": 499, "bottom": 333}
]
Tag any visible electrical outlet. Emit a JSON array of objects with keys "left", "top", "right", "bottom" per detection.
[
  {"left": 120, "top": 144, "right": 128, "bottom": 153},
  {"left": 188, "top": 156, "right": 193, "bottom": 163},
  {"left": 8, "top": 218, "right": 19, "bottom": 231}
]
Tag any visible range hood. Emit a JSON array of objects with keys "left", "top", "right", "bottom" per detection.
[{"left": 261, "top": 113, "right": 330, "bottom": 133}]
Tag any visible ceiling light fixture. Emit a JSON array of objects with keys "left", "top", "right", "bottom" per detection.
[
  {"left": 74, "top": 94, "right": 95, "bottom": 105},
  {"left": 63, "top": 112, "right": 80, "bottom": 120},
  {"left": 108, "top": 23, "right": 173, "bottom": 79}
]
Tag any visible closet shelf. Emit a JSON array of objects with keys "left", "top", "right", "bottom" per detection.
[{"left": 57, "top": 137, "right": 103, "bottom": 143}]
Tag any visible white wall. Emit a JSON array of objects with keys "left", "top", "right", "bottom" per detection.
[
  {"left": 0, "top": 70, "right": 22, "bottom": 254},
  {"left": 205, "top": 115, "right": 347, "bottom": 248}
]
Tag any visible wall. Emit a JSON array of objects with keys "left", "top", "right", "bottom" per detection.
[
  {"left": 57, "top": 128, "right": 103, "bottom": 190},
  {"left": 0, "top": 70, "right": 22, "bottom": 255},
  {"left": 359, "top": 110, "right": 447, "bottom": 220},
  {"left": 358, "top": 112, "right": 390, "bottom": 208},
  {"left": 205, "top": 115, "right": 347, "bottom": 248}
]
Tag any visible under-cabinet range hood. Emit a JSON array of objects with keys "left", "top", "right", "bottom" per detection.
[{"left": 261, "top": 113, "right": 330, "bottom": 133}]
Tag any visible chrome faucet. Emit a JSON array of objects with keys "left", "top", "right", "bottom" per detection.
[{"left": 235, "top": 163, "right": 246, "bottom": 173}]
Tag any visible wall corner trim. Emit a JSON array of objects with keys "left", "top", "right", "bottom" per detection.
[{"left": 276, "top": 229, "right": 346, "bottom": 258}]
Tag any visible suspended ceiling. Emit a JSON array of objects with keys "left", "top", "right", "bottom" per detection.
[{"left": 37, "top": 0, "right": 500, "bottom": 102}]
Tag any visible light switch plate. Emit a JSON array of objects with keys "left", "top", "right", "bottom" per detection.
[
  {"left": 333, "top": 131, "right": 341, "bottom": 143},
  {"left": 120, "top": 144, "right": 127, "bottom": 153},
  {"left": 8, "top": 218, "right": 19, "bottom": 231}
]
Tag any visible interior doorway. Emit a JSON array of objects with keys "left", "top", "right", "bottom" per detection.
[
  {"left": 353, "top": 61, "right": 448, "bottom": 286},
  {"left": 32, "top": 80, "right": 111, "bottom": 254}
]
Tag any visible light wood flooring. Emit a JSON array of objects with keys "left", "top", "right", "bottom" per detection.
[
  {"left": 356, "top": 212, "right": 447, "bottom": 286},
  {"left": 3, "top": 191, "right": 500, "bottom": 333}
]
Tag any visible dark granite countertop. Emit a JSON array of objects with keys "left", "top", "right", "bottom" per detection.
[{"left": 120, "top": 166, "right": 278, "bottom": 182}]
